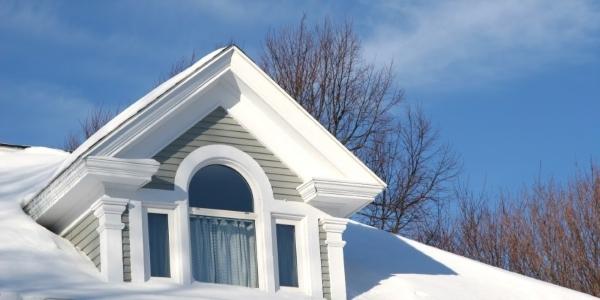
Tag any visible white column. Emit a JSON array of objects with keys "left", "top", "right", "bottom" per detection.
[
  {"left": 175, "top": 200, "right": 193, "bottom": 284},
  {"left": 92, "top": 196, "right": 128, "bottom": 283},
  {"left": 128, "top": 200, "right": 146, "bottom": 282},
  {"left": 320, "top": 218, "right": 349, "bottom": 300}
]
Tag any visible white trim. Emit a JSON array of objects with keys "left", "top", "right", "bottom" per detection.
[
  {"left": 189, "top": 207, "right": 256, "bottom": 221},
  {"left": 92, "top": 196, "right": 128, "bottom": 283},
  {"left": 174, "top": 144, "right": 277, "bottom": 292},
  {"left": 319, "top": 217, "right": 349, "bottom": 300},
  {"left": 27, "top": 156, "right": 159, "bottom": 232},
  {"left": 272, "top": 214, "right": 307, "bottom": 294},
  {"left": 297, "top": 178, "right": 384, "bottom": 217},
  {"left": 143, "top": 207, "right": 177, "bottom": 282},
  {"left": 58, "top": 206, "right": 94, "bottom": 237},
  {"left": 26, "top": 45, "right": 386, "bottom": 226},
  {"left": 129, "top": 200, "right": 145, "bottom": 283}
]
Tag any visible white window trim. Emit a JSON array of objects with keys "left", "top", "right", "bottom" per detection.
[
  {"left": 189, "top": 207, "right": 256, "bottom": 221},
  {"left": 173, "top": 144, "right": 278, "bottom": 292},
  {"left": 143, "top": 204, "right": 178, "bottom": 283},
  {"left": 272, "top": 213, "right": 308, "bottom": 295}
]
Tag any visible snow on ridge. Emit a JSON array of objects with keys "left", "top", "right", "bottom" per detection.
[{"left": 34, "top": 47, "right": 228, "bottom": 205}]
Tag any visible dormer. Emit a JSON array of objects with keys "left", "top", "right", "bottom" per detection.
[{"left": 23, "top": 46, "right": 385, "bottom": 300}]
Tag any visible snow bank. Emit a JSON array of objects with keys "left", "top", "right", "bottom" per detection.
[
  {"left": 0, "top": 147, "right": 307, "bottom": 299},
  {"left": 0, "top": 148, "right": 596, "bottom": 299},
  {"left": 344, "top": 221, "right": 597, "bottom": 300}
]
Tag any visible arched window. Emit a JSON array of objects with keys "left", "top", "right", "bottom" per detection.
[
  {"left": 188, "top": 164, "right": 253, "bottom": 212},
  {"left": 188, "top": 164, "right": 259, "bottom": 288}
]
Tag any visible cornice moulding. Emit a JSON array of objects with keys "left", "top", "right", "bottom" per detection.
[
  {"left": 25, "top": 156, "right": 159, "bottom": 232},
  {"left": 298, "top": 179, "right": 384, "bottom": 217}
]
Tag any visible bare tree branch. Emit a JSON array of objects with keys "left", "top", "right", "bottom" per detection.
[
  {"left": 261, "top": 17, "right": 402, "bottom": 152},
  {"left": 62, "top": 105, "right": 116, "bottom": 152}
]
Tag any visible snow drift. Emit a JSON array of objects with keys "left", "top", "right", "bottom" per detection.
[{"left": 0, "top": 147, "right": 596, "bottom": 299}]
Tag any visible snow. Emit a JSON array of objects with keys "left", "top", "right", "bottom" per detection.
[
  {"left": 344, "top": 221, "right": 598, "bottom": 300},
  {"left": 0, "top": 148, "right": 596, "bottom": 299},
  {"left": 21, "top": 47, "right": 227, "bottom": 207},
  {"left": 0, "top": 147, "right": 296, "bottom": 300}
]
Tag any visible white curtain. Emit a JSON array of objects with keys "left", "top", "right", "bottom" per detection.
[{"left": 190, "top": 215, "right": 258, "bottom": 288}]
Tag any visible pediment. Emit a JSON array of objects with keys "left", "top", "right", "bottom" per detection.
[{"left": 25, "top": 46, "right": 385, "bottom": 221}]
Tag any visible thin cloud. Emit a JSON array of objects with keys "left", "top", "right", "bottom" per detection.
[
  {"left": 362, "top": 0, "right": 600, "bottom": 89},
  {"left": 0, "top": 82, "right": 95, "bottom": 147}
]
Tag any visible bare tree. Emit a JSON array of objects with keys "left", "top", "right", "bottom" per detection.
[
  {"left": 63, "top": 106, "right": 116, "bottom": 152},
  {"left": 358, "top": 107, "right": 460, "bottom": 234},
  {"left": 440, "top": 165, "right": 600, "bottom": 297},
  {"left": 156, "top": 51, "right": 198, "bottom": 86},
  {"left": 261, "top": 17, "right": 402, "bottom": 152},
  {"left": 261, "top": 17, "right": 458, "bottom": 235}
]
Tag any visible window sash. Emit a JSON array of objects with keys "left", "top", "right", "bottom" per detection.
[
  {"left": 190, "top": 207, "right": 256, "bottom": 220},
  {"left": 148, "top": 213, "right": 171, "bottom": 278},
  {"left": 189, "top": 214, "right": 259, "bottom": 288},
  {"left": 276, "top": 224, "right": 299, "bottom": 287}
]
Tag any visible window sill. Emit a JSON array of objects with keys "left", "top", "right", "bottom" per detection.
[{"left": 146, "top": 276, "right": 177, "bottom": 286}]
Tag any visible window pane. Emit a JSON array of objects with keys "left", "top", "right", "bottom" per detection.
[
  {"left": 148, "top": 213, "right": 170, "bottom": 277},
  {"left": 189, "top": 164, "right": 253, "bottom": 212},
  {"left": 190, "top": 215, "right": 258, "bottom": 287},
  {"left": 276, "top": 224, "right": 298, "bottom": 287}
]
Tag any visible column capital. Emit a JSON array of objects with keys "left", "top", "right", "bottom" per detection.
[
  {"left": 319, "top": 217, "right": 348, "bottom": 234},
  {"left": 320, "top": 217, "right": 349, "bottom": 300},
  {"left": 92, "top": 195, "right": 127, "bottom": 283}
]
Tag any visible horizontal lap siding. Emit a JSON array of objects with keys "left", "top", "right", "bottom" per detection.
[
  {"left": 122, "top": 208, "right": 131, "bottom": 282},
  {"left": 144, "top": 107, "right": 303, "bottom": 202},
  {"left": 63, "top": 213, "right": 101, "bottom": 271},
  {"left": 320, "top": 223, "right": 331, "bottom": 299}
]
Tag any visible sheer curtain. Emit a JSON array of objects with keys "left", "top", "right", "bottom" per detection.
[{"left": 190, "top": 215, "right": 258, "bottom": 287}]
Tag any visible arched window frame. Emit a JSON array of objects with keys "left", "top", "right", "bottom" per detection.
[{"left": 173, "top": 144, "right": 278, "bottom": 292}]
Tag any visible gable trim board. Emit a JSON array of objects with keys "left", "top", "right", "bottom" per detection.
[{"left": 24, "top": 45, "right": 385, "bottom": 223}]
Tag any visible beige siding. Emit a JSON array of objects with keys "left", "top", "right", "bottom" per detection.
[
  {"left": 63, "top": 213, "right": 101, "bottom": 271},
  {"left": 122, "top": 208, "right": 131, "bottom": 282},
  {"left": 145, "top": 107, "right": 303, "bottom": 201},
  {"left": 320, "top": 223, "right": 331, "bottom": 300}
]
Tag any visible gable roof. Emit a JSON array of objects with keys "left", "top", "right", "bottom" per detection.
[{"left": 24, "top": 45, "right": 386, "bottom": 215}]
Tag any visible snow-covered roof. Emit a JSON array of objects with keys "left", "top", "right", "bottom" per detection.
[
  {"left": 25, "top": 45, "right": 386, "bottom": 218},
  {"left": 20, "top": 47, "right": 226, "bottom": 206},
  {"left": 0, "top": 148, "right": 595, "bottom": 299}
]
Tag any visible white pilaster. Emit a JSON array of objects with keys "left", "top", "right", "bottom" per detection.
[
  {"left": 92, "top": 196, "right": 128, "bottom": 283},
  {"left": 128, "top": 200, "right": 146, "bottom": 283},
  {"left": 320, "top": 217, "right": 349, "bottom": 300},
  {"left": 175, "top": 200, "right": 193, "bottom": 284}
]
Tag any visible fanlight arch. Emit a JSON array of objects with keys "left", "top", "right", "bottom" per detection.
[
  {"left": 172, "top": 144, "right": 276, "bottom": 290},
  {"left": 188, "top": 164, "right": 254, "bottom": 212}
]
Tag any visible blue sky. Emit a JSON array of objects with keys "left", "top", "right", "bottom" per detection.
[{"left": 1, "top": 0, "right": 598, "bottom": 193}]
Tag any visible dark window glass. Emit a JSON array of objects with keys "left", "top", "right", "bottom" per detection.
[
  {"left": 189, "top": 164, "right": 253, "bottom": 212},
  {"left": 148, "top": 213, "right": 170, "bottom": 277},
  {"left": 276, "top": 224, "right": 298, "bottom": 287}
]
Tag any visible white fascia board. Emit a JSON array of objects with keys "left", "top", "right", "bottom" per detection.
[
  {"left": 28, "top": 156, "right": 159, "bottom": 233},
  {"left": 94, "top": 52, "right": 234, "bottom": 158},
  {"left": 22, "top": 47, "right": 230, "bottom": 208},
  {"left": 228, "top": 48, "right": 387, "bottom": 188},
  {"left": 297, "top": 179, "right": 384, "bottom": 218}
]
